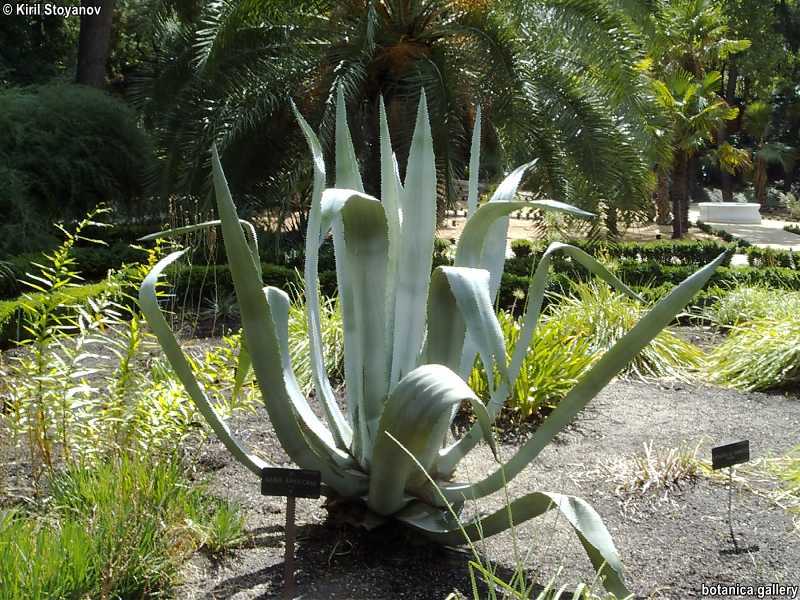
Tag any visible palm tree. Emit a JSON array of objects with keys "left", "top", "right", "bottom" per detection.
[
  {"left": 648, "top": 0, "right": 750, "bottom": 79},
  {"left": 742, "top": 100, "right": 795, "bottom": 206},
  {"left": 653, "top": 70, "right": 738, "bottom": 238},
  {"left": 134, "top": 0, "right": 661, "bottom": 233},
  {"left": 641, "top": 0, "right": 749, "bottom": 233}
]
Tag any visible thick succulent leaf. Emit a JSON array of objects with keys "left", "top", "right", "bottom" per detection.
[
  {"left": 138, "top": 219, "right": 260, "bottom": 273},
  {"left": 210, "top": 146, "right": 364, "bottom": 496},
  {"left": 389, "top": 91, "right": 437, "bottom": 387},
  {"left": 467, "top": 105, "right": 481, "bottom": 217},
  {"left": 395, "top": 492, "right": 629, "bottom": 598},
  {"left": 426, "top": 267, "right": 508, "bottom": 390},
  {"left": 454, "top": 199, "right": 593, "bottom": 380},
  {"left": 293, "top": 102, "right": 352, "bottom": 449},
  {"left": 379, "top": 96, "right": 403, "bottom": 240},
  {"left": 525, "top": 199, "right": 596, "bottom": 217},
  {"left": 367, "top": 365, "right": 496, "bottom": 517},
  {"left": 441, "top": 252, "right": 728, "bottom": 497},
  {"left": 138, "top": 250, "right": 268, "bottom": 476},
  {"left": 139, "top": 218, "right": 262, "bottom": 413},
  {"left": 425, "top": 269, "right": 468, "bottom": 371},
  {"left": 440, "top": 242, "right": 644, "bottom": 473},
  {"left": 455, "top": 198, "right": 593, "bottom": 271},
  {"left": 455, "top": 200, "right": 529, "bottom": 268},
  {"left": 263, "top": 286, "right": 355, "bottom": 473},
  {"left": 330, "top": 87, "right": 367, "bottom": 455},
  {"left": 379, "top": 96, "right": 403, "bottom": 392},
  {"left": 335, "top": 84, "right": 364, "bottom": 193},
  {"left": 321, "top": 188, "right": 390, "bottom": 463},
  {"left": 474, "top": 160, "right": 539, "bottom": 299}
]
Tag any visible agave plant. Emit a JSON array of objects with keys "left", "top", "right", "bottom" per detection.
[{"left": 139, "top": 89, "right": 725, "bottom": 596}]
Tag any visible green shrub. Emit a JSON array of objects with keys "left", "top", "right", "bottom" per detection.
[
  {"left": 469, "top": 310, "right": 597, "bottom": 421},
  {"left": 609, "top": 239, "right": 735, "bottom": 266},
  {"left": 471, "top": 282, "right": 702, "bottom": 421},
  {"left": 770, "top": 446, "right": 799, "bottom": 530},
  {"left": 287, "top": 291, "right": 344, "bottom": 393},
  {"left": 705, "top": 286, "right": 800, "bottom": 328},
  {"left": 0, "top": 84, "right": 154, "bottom": 254},
  {"left": 0, "top": 455, "right": 245, "bottom": 599},
  {"left": 745, "top": 246, "right": 798, "bottom": 269},
  {"left": 1, "top": 214, "right": 256, "bottom": 475},
  {"left": 545, "top": 283, "right": 703, "bottom": 381},
  {"left": 0, "top": 281, "right": 112, "bottom": 347},
  {"left": 510, "top": 238, "right": 534, "bottom": 258},
  {"left": 9, "top": 254, "right": 791, "bottom": 335},
  {"left": 707, "top": 315, "right": 800, "bottom": 390},
  {"left": 508, "top": 239, "right": 734, "bottom": 268},
  {"left": 164, "top": 262, "right": 300, "bottom": 304}
]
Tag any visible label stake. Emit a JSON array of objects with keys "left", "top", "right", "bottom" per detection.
[
  {"left": 283, "top": 495, "right": 297, "bottom": 600},
  {"left": 726, "top": 466, "right": 738, "bottom": 551},
  {"left": 711, "top": 440, "right": 755, "bottom": 554},
  {"left": 260, "top": 467, "right": 321, "bottom": 600}
]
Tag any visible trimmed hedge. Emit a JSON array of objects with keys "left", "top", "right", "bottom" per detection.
[
  {"left": 6, "top": 240, "right": 800, "bottom": 347},
  {"left": 507, "top": 239, "right": 735, "bottom": 271},
  {"left": 784, "top": 224, "right": 800, "bottom": 236},
  {"left": 696, "top": 221, "right": 752, "bottom": 247},
  {"left": 612, "top": 262, "right": 800, "bottom": 290},
  {"left": 165, "top": 262, "right": 301, "bottom": 302}
]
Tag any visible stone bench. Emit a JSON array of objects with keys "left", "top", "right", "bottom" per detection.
[{"left": 698, "top": 202, "right": 761, "bottom": 224}]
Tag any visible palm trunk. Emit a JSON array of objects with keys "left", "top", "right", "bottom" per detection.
[
  {"left": 605, "top": 206, "right": 619, "bottom": 239},
  {"left": 671, "top": 153, "right": 689, "bottom": 239},
  {"left": 721, "top": 62, "right": 738, "bottom": 202},
  {"left": 655, "top": 171, "right": 671, "bottom": 225},
  {"left": 721, "top": 170, "right": 734, "bottom": 202},
  {"left": 688, "top": 155, "right": 702, "bottom": 202}
]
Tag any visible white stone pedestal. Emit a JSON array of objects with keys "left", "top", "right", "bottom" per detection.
[{"left": 698, "top": 202, "right": 761, "bottom": 224}]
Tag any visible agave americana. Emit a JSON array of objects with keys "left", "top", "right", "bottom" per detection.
[{"left": 139, "top": 89, "right": 725, "bottom": 596}]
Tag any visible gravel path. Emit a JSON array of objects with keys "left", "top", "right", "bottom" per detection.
[{"left": 176, "top": 379, "right": 800, "bottom": 600}]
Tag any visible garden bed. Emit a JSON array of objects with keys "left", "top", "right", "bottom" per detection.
[{"left": 176, "top": 374, "right": 800, "bottom": 599}]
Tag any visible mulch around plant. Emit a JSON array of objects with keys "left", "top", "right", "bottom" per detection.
[{"left": 175, "top": 377, "right": 800, "bottom": 600}]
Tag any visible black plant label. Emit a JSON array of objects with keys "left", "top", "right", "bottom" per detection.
[
  {"left": 261, "top": 467, "right": 321, "bottom": 498},
  {"left": 712, "top": 440, "right": 750, "bottom": 470}
]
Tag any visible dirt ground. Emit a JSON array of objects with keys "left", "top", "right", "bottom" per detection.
[{"left": 176, "top": 377, "right": 800, "bottom": 600}]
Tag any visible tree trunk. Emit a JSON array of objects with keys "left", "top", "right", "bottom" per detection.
[
  {"left": 605, "top": 206, "right": 619, "bottom": 239},
  {"left": 75, "top": 0, "right": 115, "bottom": 87},
  {"left": 784, "top": 159, "right": 797, "bottom": 192},
  {"left": 720, "top": 62, "right": 738, "bottom": 202},
  {"left": 755, "top": 155, "right": 768, "bottom": 206},
  {"left": 655, "top": 171, "right": 671, "bottom": 225},
  {"left": 688, "top": 154, "right": 702, "bottom": 202},
  {"left": 671, "top": 153, "right": 689, "bottom": 239}
]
